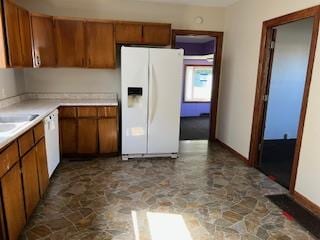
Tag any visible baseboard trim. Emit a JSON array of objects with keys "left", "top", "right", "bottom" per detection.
[
  {"left": 215, "top": 139, "right": 249, "bottom": 164},
  {"left": 293, "top": 191, "right": 320, "bottom": 216}
]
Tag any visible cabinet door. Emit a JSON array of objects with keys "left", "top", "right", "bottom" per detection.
[
  {"left": 3, "top": 0, "right": 23, "bottom": 66},
  {"left": 86, "top": 22, "right": 115, "bottom": 68},
  {"left": 143, "top": 24, "right": 171, "bottom": 46},
  {"left": 21, "top": 148, "right": 40, "bottom": 219},
  {"left": 98, "top": 118, "right": 118, "bottom": 154},
  {"left": 31, "top": 15, "right": 56, "bottom": 67},
  {"left": 35, "top": 139, "right": 49, "bottom": 197},
  {"left": 78, "top": 119, "right": 97, "bottom": 154},
  {"left": 1, "top": 163, "right": 26, "bottom": 240},
  {"left": 18, "top": 7, "right": 33, "bottom": 67},
  {"left": 60, "top": 119, "right": 77, "bottom": 154},
  {"left": 54, "top": 19, "right": 85, "bottom": 67},
  {"left": 115, "top": 23, "right": 142, "bottom": 44}
]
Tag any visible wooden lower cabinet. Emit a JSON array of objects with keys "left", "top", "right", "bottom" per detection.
[
  {"left": 98, "top": 118, "right": 118, "bottom": 153},
  {"left": 1, "top": 163, "right": 26, "bottom": 240},
  {"left": 35, "top": 139, "right": 49, "bottom": 196},
  {"left": 60, "top": 119, "right": 77, "bottom": 154},
  {"left": 78, "top": 118, "right": 98, "bottom": 154},
  {"left": 59, "top": 106, "right": 119, "bottom": 156},
  {"left": 21, "top": 148, "right": 40, "bottom": 219}
]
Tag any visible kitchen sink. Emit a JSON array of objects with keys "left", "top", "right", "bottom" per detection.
[
  {"left": 0, "top": 123, "right": 17, "bottom": 133},
  {"left": 0, "top": 114, "right": 39, "bottom": 123}
]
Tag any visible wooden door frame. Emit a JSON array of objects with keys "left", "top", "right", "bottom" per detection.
[
  {"left": 171, "top": 29, "right": 224, "bottom": 141},
  {"left": 248, "top": 5, "right": 320, "bottom": 193}
]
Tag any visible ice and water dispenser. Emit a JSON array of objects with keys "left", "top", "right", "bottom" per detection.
[{"left": 127, "top": 87, "right": 143, "bottom": 108}]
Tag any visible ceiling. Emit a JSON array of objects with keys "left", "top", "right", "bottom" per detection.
[
  {"left": 130, "top": 0, "right": 239, "bottom": 7},
  {"left": 176, "top": 35, "right": 215, "bottom": 44}
]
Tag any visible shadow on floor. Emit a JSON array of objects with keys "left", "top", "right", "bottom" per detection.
[{"left": 259, "top": 139, "right": 296, "bottom": 188}]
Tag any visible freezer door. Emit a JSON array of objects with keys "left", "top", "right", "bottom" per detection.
[
  {"left": 121, "top": 47, "right": 149, "bottom": 154},
  {"left": 147, "top": 48, "right": 184, "bottom": 154}
]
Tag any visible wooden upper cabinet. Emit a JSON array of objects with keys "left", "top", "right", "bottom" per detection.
[
  {"left": 86, "top": 21, "right": 115, "bottom": 68},
  {"left": 54, "top": 19, "right": 85, "bottom": 67},
  {"left": 115, "top": 22, "right": 142, "bottom": 44},
  {"left": 142, "top": 24, "right": 171, "bottom": 46},
  {"left": 17, "top": 7, "right": 33, "bottom": 67},
  {"left": 31, "top": 15, "right": 56, "bottom": 67},
  {"left": 3, "top": 0, "right": 23, "bottom": 66},
  {"left": 0, "top": 0, "right": 8, "bottom": 68}
]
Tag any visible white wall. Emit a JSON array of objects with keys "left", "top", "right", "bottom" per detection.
[
  {"left": 16, "top": 0, "right": 225, "bottom": 96},
  {"left": 264, "top": 18, "right": 313, "bottom": 140},
  {"left": 217, "top": 0, "right": 320, "bottom": 206},
  {"left": 0, "top": 69, "right": 25, "bottom": 100}
]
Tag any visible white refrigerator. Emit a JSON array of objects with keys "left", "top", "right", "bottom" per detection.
[{"left": 121, "top": 46, "right": 184, "bottom": 160}]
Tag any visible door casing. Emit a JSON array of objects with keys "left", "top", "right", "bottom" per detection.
[{"left": 249, "top": 5, "right": 320, "bottom": 193}]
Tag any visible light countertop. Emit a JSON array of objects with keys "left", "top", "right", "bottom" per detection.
[{"left": 0, "top": 98, "right": 118, "bottom": 150}]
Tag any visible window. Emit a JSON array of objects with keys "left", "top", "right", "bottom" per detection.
[{"left": 184, "top": 65, "right": 213, "bottom": 102}]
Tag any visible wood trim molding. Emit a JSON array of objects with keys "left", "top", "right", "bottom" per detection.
[
  {"left": 248, "top": 5, "right": 320, "bottom": 193},
  {"left": 293, "top": 191, "right": 320, "bottom": 216},
  {"left": 171, "top": 29, "right": 224, "bottom": 142},
  {"left": 215, "top": 139, "right": 249, "bottom": 164}
]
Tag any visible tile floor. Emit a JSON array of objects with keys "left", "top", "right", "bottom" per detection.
[{"left": 21, "top": 141, "right": 316, "bottom": 240}]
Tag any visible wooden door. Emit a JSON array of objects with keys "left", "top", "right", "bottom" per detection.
[
  {"left": 21, "top": 148, "right": 40, "bottom": 219},
  {"left": 115, "top": 23, "right": 142, "bottom": 44},
  {"left": 31, "top": 15, "right": 56, "bottom": 67},
  {"left": 60, "top": 119, "right": 77, "bottom": 154},
  {"left": 86, "top": 21, "right": 115, "bottom": 68},
  {"left": 78, "top": 119, "right": 97, "bottom": 154},
  {"left": 35, "top": 139, "right": 49, "bottom": 197},
  {"left": 143, "top": 24, "right": 171, "bottom": 46},
  {"left": 54, "top": 19, "right": 86, "bottom": 67},
  {"left": 98, "top": 118, "right": 118, "bottom": 153},
  {"left": 0, "top": 0, "right": 7, "bottom": 68},
  {"left": 1, "top": 163, "right": 26, "bottom": 240},
  {"left": 3, "top": 0, "right": 23, "bottom": 66},
  {"left": 18, "top": 7, "right": 33, "bottom": 67}
]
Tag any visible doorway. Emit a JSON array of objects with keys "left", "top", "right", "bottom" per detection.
[
  {"left": 172, "top": 30, "right": 223, "bottom": 142},
  {"left": 249, "top": 6, "right": 320, "bottom": 191}
]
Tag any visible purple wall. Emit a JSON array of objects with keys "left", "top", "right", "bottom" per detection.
[
  {"left": 176, "top": 40, "right": 215, "bottom": 117},
  {"left": 176, "top": 41, "right": 215, "bottom": 56}
]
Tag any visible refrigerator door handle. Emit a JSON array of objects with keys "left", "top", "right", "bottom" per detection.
[{"left": 149, "top": 64, "right": 158, "bottom": 124}]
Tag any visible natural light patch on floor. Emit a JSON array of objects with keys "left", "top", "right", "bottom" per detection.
[{"left": 132, "top": 211, "right": 193, "bottom": 240}]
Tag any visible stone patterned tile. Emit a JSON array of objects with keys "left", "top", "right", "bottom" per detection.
[{"left": 20, "top": 141, "right": 316, "bottom": 240}]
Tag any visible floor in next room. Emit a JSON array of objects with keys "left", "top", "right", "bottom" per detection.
[
  {"left": 180, "top": 117, "right": 210, "bottom": 140},
  {"left": 21, "top": 141, "right": 316, "bottom": 240}
]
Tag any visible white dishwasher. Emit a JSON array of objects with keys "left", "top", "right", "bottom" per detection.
[{"left": 44, "top": 109, "right": 60, "bottom": 178}]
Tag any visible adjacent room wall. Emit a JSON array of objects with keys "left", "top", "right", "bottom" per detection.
[
  {"left": 16, "top": 0, "right": 225, "bottom": 97},
  {"left": 176, "top": 41, "right": 214, "bottom": 117},
  {"left": 217, "top": 0, "right": 320, "bottom": 206},
  {"left": 264, "top": 18, "right": 313, "bottom": 140},
  {"left": 0, "top": 69, "right": 25, "bottom": 100}
]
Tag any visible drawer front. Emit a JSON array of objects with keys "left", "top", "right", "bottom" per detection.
[
  {"left": 59, "top": 107, "right": 77, "bottom": 118},
  {"left": 33, "top": 122, "right": 45, "bottom": 143},
  {"left": 77, "top": 107, "right": 97, "bottom": 118},
  {"left": 18, "top": 130, "right": 35, "bottom": 157},
  {"left": 0, "top": 142, "right": 19, "bottom": 178},
  {"left": 97, "top": 106, "right": 117, "bottom": 118}
]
